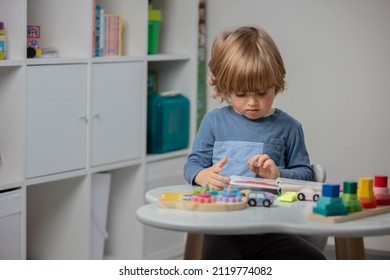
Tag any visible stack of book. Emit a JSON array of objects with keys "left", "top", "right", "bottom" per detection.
[{"left": 93, "top": 2, "right": 122, "bottom": 57}]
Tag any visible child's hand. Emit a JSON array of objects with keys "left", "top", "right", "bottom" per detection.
[
  {"left": 194, "top": 156, "right": 230, "bottom": 190},
  {"left": 247, "top": 154, "right": 280, "bottom": 179}
]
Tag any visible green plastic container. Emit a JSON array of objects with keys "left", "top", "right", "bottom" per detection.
[
  {"left": 148, "top": 6, "right": 161, "bottom": 54},
  {"left": 147, "top": 92, "right": 190, "bottom": 153}
]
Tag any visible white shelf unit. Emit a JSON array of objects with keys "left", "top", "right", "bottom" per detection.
[{"left": 0, "top": 0, "right": 198, "bottom": 259}]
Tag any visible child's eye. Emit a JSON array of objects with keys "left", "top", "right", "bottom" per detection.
[
  {"left": 234, "top": 92, "right": 247, "bottom": 97},
  {"left": 257, "top": 91, "right": 267, "bottom": 96}
]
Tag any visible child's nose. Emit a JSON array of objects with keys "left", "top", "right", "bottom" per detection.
[{"left": 248, "top": 97, "right": 258, "bottom": 106}]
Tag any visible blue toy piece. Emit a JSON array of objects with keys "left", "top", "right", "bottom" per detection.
[
  {"left": 246, "top": 190, "right": 274, "bottom": 207},
  {"left": 321, "top": 183, "right": 340, "bottom": 197},
  {"left": 216, "top": 187, "right": 243, "bottom": 203},
  {"left": 313, "top": 183, "right": 348, "bottom": 216}
]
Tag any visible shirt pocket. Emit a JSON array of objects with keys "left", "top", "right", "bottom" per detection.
[{"left": 263, "top": 138, "right": 285, "bottom": 166}]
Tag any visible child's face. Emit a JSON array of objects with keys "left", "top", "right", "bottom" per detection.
[{"left": 229, "top": 87, "right": 276, "bottom": 120}]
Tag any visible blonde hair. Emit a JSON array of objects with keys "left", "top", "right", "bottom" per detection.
[{"left": 208, "top": 26, "right": 286, "bottom": 101}]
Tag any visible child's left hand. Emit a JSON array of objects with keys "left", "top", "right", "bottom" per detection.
[{"left": 247, "top": 154, "right": 280, "bottom": 179}]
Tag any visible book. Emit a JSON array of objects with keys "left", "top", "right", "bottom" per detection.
[
  {"left": 230, "top": 176, "right": 281, "bottom": 193},
  {"left": 99, "top": 8, "right": 105, "bottom": 56},
  {"left": 230, "top": 175, "right": 322, "bottom": 193},
  {"left": 105, "top": 14, "right": 122, "bottom": 56},
  {"left": 95, "top": 4, "right": 101, "bottom": 57},
  {"left": 92, "top": 3, "right": 122, "bottom": 57}
]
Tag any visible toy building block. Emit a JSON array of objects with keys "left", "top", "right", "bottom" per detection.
[
  {"left": 341, "top": 181, "right": 362, "bottom": 212},
  {"left": 313, "top": 183, "right": 348, "bottom": 216},
  {"left": 192, "top": 185, "right": 243, "bottom": 204},
  {"left": 357, "top": 177, "right": 377, "bottom": 208},
  {"left": 277, "top": 191, "right": 297, "bottom": 202},
  {"left": 246, "top": 190, "right": 274, "bottom": 207},
  {"left": 216, "top": 186, "right": 243, "bottom": 203},
  {"left": 158, "top": 190, "right": 247, "bottom": 211},
  {"left": 374, "top": 175, "right": 390, "bottom": 206},
  {"left": 191, "top": 187, "right": 216, "bottom": 203}
]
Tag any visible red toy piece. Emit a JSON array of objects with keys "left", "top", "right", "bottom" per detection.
[{"left": 374, "top": 175, "right": 390, "bottom": 206}]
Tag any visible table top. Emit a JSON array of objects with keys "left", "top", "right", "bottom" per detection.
[{"left": 137, "top": 185, "right": 390, "bottom": 237}]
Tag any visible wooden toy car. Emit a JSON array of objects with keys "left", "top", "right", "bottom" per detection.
[
  {"left": 297, "top": 188, "right": 321, "bottom": 202},
  {"left": 246, "top": 191, "right": 274, "bottom": 207}
]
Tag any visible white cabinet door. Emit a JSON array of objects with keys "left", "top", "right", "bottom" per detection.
[
  {"left": 26, "top": 64, "right": 87, "bottom": 178},
  {"left": 92, "top": 62, "right": 144, "bottom": 166}
]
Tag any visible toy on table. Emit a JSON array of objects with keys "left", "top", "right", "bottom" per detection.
[
  {"left": 309, "top": 177, "right": 390, "bottom": 223},
  {"left": 277, "top": 191, "right": 297, "bottom": 202},
  {"left": 357, "top": 177, "right": 377, "bottom": 208},
  {"left": 312, "top": 184, "right": 348, "bottom": 216},
  {"left": 215, "top": 186, "right": 243, "bottom": 203},
  {"left": 296, "top": 187, "right": 321, "bottom": 202},
  {"left": 191, "top": 187, "right": 216, "bottom": 203},
  {"left": 341, "top": 181, "right": 362, "bottom": 212},
  {"left": 373, "top": 175, "right": 390, "bottom": 205},
  {"left": 157, "top": 185, "right": 247, "bottom": 212},
  {"left": 246, "top": 190, "right": 274, "bottom": 207}
]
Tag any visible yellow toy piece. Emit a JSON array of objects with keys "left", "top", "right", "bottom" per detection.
[{"left": 277, "top": 191, "right": 297, "bottom": 202}]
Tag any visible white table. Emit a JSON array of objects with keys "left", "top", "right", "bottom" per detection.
[{"left": 138, "top": 185, "right": 390, "bottom": 259}]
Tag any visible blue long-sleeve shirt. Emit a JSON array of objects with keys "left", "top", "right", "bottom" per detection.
[{"left": 184, "top": 106, "right": 314, "bottom": 185}]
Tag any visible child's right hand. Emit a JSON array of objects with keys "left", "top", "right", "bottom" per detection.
[{"left": 194, "top": 156, "right": 230, "bottom": 190}]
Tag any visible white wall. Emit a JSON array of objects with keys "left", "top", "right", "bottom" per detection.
[{"left": 206, "top": 0, "right": 390, "bottom": 252}]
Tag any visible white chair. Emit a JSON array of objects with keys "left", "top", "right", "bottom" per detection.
[{"left": 183, "top": 163, "right": 328, "bottom": 259}]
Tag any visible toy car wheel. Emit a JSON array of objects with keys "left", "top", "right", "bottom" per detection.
[
  {"left": 248, "top": 199, "right": 257, "bottom": 207},
  {"left": 313, "top": 194, "right": 320, "bottom": 202},
  {"left": 263, "top": 199, "right": 271, "bottom": 207},
  {"left": 297, "top": 193, "right": 305, "bottom": 201}
]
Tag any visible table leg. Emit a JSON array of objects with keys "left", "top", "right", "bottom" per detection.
[
  {"left": 183, "top": 233, "right": 204, "bottom": 260},
  {"left": 334, "top": 237, "right": 365, "bottom": 259}
]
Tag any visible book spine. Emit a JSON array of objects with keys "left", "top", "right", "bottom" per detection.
[
  {"left": 114, "top": 16, "right": 119, "bottom": 55},
  {"left": 92, "top": 0, "right": 96, "bottom": 56},
  {"left": 107, "top": 15, "right": 112, "bottom": 55},
  {"left": 118, "top": 16, "right": 122, "bottom": 56},
  {"left": 99, "top": 8, "right": 105, "bottom": 56},
  {"left": 95, "top": 4, "right": 101, "bottom": 57}
]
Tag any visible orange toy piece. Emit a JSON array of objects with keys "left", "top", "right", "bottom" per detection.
[{"left": 357, "top": 177, "right": 377, "bottom": 208}]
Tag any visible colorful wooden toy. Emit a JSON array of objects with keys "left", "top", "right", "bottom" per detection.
[
  {"left": 309, "top": 176, "right": 390, "bottom": 223},
  {"left": 157, "top": 186, "right": 247, "bottom": 211},
  {"left": 216, "top": 186, "right": 243, "bottom": 203},
  {"left": 357, "top": 177, "right": 377, "bottom": 208},
  {"left": 312, "top": 183, "right": 348, "bottom": 216},
  {"left": 296, "top": 187, "right": 321, "bottom": 202},
  {"left": 341, "top": 181, "right": 362, "bottom": 212},
  {"left": 374, "top": 175, "right": 390, "bottom": 206},
  {"left": 246, "top": 190, "right": 274, "bottom": 207}
]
